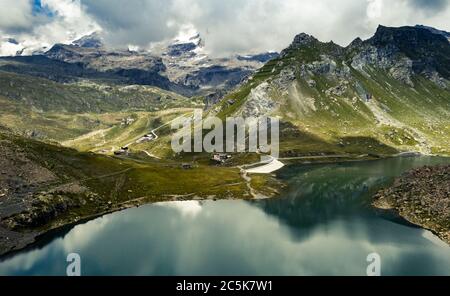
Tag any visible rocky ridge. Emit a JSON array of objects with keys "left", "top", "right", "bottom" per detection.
[
  {"left": 0, "top": 31, "right": 278, "bottom": 100},
  {"left": 373, "top": 165, "right": 450, "bottom": 244},
  {"left": 218, "top": 25, "right": 450, "bottom": 156}
]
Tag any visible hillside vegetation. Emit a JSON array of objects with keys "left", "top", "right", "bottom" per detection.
[
  {"left": 0, "top": 71, "right": 202, "bottom": 146},
  {"left": 216, "top": 26, "right": 450, "bottom": 157},
  {"left": 0, "top": 127, "right": 275, "bottom": 255}
]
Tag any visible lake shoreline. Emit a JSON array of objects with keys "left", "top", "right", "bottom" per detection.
[
  {"left": 0, "top": 172, "right": 283, "bottom": 259},
  {"left": 0, "top": 193, "right": 262, "bottom": 259},
  {"left": 0, "top": 154, "right": 378, "bottom": 258},
  {"left": 2, "top": 156, "right": 450, "bottom": 275},
  {"left": 373, "top": 165, "right": 450, "bottom": 245},
  {"left": 2, "top": 155, "right": 448, "bottom": 259}
]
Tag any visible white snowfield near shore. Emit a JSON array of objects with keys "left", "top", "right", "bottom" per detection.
[{"left": 245, "top": 158, "right": 285, "bottom": 174}]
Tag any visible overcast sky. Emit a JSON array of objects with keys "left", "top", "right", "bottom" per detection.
[{"left": 0, "top": 0, "right": 449, "bottom": 56}]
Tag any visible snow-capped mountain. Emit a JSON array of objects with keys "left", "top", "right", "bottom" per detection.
[
  {"left": 0, "top": 30, "right": 278, "bottom": 101},
  {"left": 156, "top": 30, "right": 278, "bottom": 102},
  {"left": 71, "top": 32, "right": 104, "bottom": 49},
  {"left": 0, "top": 32, "right": 102, "bottom": 57},
  {"left": 65, "top": 29, "right": 279, "bottom": 98}
]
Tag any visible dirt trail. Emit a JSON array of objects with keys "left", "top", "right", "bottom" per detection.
[
  {"left": 238, "top": 167, "right": 267, "bottom": 199},
  {"left": 61, "top": 127, "right": 112, "bottom": 147}
]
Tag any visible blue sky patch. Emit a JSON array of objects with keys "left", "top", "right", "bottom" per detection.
[{"left": 32, "top": 0, "right": 54, "bottom": 17}]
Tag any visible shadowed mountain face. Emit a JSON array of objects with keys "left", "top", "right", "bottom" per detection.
[
  {"left": 155, "top": 32, "right": 279, "bottom": 100},
  {"left": 367, "top": 25, "right": 450, "bottom": 79},
  {"left": 0, "top": 24, "right": 449, "bottom": 262},
  {"left": 0, "top": 25, "right": 448, "bottom": 157},
  {"left": 416, "top": 25, "right": 450, "bottom": 41},
  {"left": 0, "top": 47, "right": 186, "bottom": 96},
  {"left": 0, "top": 32, "right": 278, "bottom": 100},
  {"left": 0, "top": 70, "right": 196, "bottom": 113},
  {"left": 71, "top": 32, "right": 104, "bottom": 49},
  {"left": 217, "top": 25, "right": 450, "bottom": 156}
]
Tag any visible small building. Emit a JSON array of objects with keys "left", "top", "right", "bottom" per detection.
[
  {"left": 136, "top": 134, "right": 155, "bottom": 144},
  {"left": 211, "top": 153, "right": 232, "bottom": 164},
  {"left": 181, "top": 163, "right": 193, "bottom": 169},
  {"left": 121, "top": 117, "right": 135, "bottom": 126},
  {"left": 114, "top": 147, "right": 129, "bottom": 156}
]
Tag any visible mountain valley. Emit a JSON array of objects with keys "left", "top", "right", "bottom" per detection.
[{"left": 0, "top": 24, "right": 449, "bottom": 257}]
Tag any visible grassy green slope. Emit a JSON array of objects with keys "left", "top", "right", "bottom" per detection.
[
  {"left": 215, "top": 39, "right": 450, "bottom": 157},
  {"left": 0, "top": 71, "right": 203, "bottom": 149},
  {"left": 0, "top": 128, "right": 257, "bottom": 232},
  {"left": 0, "top": 71, "right": 200, "bottom": 113}
]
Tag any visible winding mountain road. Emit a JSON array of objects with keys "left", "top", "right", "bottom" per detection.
[{"left": 124, "top": 112, "right": 193, "bottom": 149}]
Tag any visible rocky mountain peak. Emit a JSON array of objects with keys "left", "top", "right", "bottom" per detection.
[
  {"left": 415, "top": 25, "right": 450, "bottom": 41},
  {"left": 370, "top": 25, "right": 448, "bottom": 47},
  {"left": 348, "top": 37, "right": 363, "bottom": 48},
  {"left": 237, "top": 52, "right": 279, "bottom": 63},
  {"left": 71, "top": 32, "right": 104, "bottom": 49},
  {"left": 166, "top": 30, "right": 205, "bottom": 57},
  {"left": 166, "top": 42, "right": 200, "bottom": 57},
  {"left": 291, "top": 33, "right": 319, "bottom": 47},
  {"left": 365, "top": 25, "right": 450, "bottom": 79}
]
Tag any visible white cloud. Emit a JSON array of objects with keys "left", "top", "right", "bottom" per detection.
[
  {"left": 82, "top": 0, "right": 178, "bottom": 49},
  {"left": 173, "top": 0, "right": 369, "bottom": 55},
  {"left": 0, "top": 0, "right": 99, "bottom": 56},
  {"left": 0, "top": 40, "right": 23, "bottom": 56},
  {"left": 1, "top": 0, "right": 450, "bottom": 57},
  {"left": 42, "top": 0, "right": 83, "bottom": 19},
  {"left": 367, "top": 0, "right": 384, "bottom": 19},
  {"left": 79, "top": 0, "right": 450, "bottom": 56},
  {"left": 0, "top": 0, "right": 33, "bottom": 31}
]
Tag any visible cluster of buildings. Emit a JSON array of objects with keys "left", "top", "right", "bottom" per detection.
[
  {"left": 137, "top": 133, "right": 156, "bottom": 144},
  {"left": 121, "top": 117, "right": 136, "bottom": 126},
  {"left": 211, "top": 153, "right": 232, "bottom": 164},
  {"left": 114, "top": 147, "right": 129, "bottom": 156}
]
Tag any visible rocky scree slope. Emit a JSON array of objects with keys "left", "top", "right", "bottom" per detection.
[
  {"left": 215, "top": 25, "right": 450, "bottom": 156},
  {"left": 374, "top": 165, "right": 450, "bottom": 244}
]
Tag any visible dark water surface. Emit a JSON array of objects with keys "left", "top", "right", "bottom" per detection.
[{"left": 1, "top": 157, "right": 449, "bottom": 275}]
